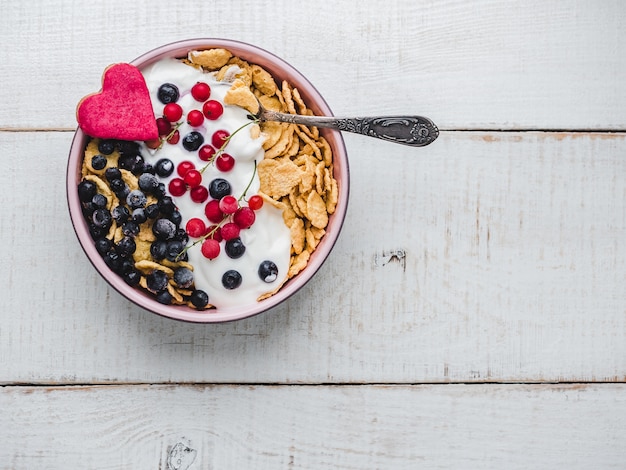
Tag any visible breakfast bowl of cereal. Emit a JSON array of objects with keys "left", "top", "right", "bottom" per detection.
[{"left": 67, "top": 38, "right": 349, "bottom": 323}]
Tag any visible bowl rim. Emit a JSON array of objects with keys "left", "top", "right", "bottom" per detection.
[{"left": 66, "top": 38, "right": 350, "bottom": 323}]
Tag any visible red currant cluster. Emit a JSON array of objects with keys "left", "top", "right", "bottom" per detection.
[
  {"left": 147, "top": 80, "right": 266, "bottom": 263},
  {"left": 198, "top": 128, "right": 236, "bottom": 171},
  {"left": 184, "top": 182, "right": 264, "bottom": 261},
  {"left": 168, "top": 160, "right": 207, "bottom": 201},
  {"left": 147, "top": 81, "right": 227, "bottom": 152}
]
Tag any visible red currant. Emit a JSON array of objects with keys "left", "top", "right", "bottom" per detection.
[
  {"left": 167, "top": 130, "right": 180, "bottom": 145},
  {"left": 215, "top": 153, "right": 235, "bottom": 172},
  {"left": 191, "top": 82, "right": 211, "bottom": 102},
  {"left": 221, "top": 222, "right": 241, "bottom": 241},
  {"left": 190, "top": 186, "right": 209, "bottom": 203},
  {"left": 233, "top": 207, "right": 256, "bottom": 229},
  {"left": 248, "top": 194, "right": 264, "bottom": 211},
  {"left": 201, "top": 238, "right": 220, "bottom": 259},
  {"left": 219, "top": 195, "right": 239, "bottom": 214},
  {"left": 212, "top": 129, "right": 230, "bottom": 149},
  {"left": 163, "top": 103, "right": 183, "bottom": 122},
  {"left": 156, "top": 117, "right": 172, "bottom": 135},
  {"left": 187, "top": 109, "right": 204, "bottom": 127},
  {"left": 168, "top": 178, "right": 186, "bottom": 197},
  {"left": 204, "top": 200, "right": 224, "bottom": 223},
  {"left": 186, "top": 218, "right": 206, "bottom": 238},
  {"left": 177, "top": 161, "right": 195, "bottom": 177},
  {"left": 206, "top": 225, "right": 223, "bottom": 242},
  {"left": 203, "top": 100, "right": 224, "bottom": 120},
  {"left": 183, "top": 169, "right": 202, "bottom": 188},
  {"left": 198, "top": 144, "right": 216, "bottom": 162},
  {"left": 145, "top": 138, "right": 161, "bottom": 149}
]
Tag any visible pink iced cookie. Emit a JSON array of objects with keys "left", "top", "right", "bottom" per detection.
[{"left": 76, "top": 63, "right": 158, "bottom": 141}]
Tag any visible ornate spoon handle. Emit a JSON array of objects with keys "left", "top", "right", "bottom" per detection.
[{"left": 258, "top": 110, "right": 439, "bottom": 147}]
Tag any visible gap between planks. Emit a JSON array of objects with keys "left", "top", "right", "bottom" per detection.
[{"left": 1, "top": 380, "right": 625, "bottom": 388}]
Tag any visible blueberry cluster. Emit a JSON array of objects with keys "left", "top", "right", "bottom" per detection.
[{"left": 77, "top": 139, "right": 209, "bottom": 309}]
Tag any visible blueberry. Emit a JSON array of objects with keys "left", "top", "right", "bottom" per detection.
[
  {"left": 258, "top": 260, "right": 279, "bottom": 283},
  {"left": 168, "top": 209, "right": 182, "bottom": 226},
  {"left": 117, "top": 140, "right": 140, "bottom": 156},
  {"left": 138, "top": 173, "right": 159, "bottom": 194},
  {"left": 89, "top": 223, "right": 106, "bottom": 240},
  {"left": 150, "top": 240, "right": 168, "bottom": 260},
  {"left": 145, "top": 203, "right": 160, "bottom": 219},
  {"left": 132, "top": 208, "right": 147, "bottom": 224},
  {"left": 155, "top": 290, "right": 173, "bottom": 305},
  {"left": 173, "top": 267, "right": 194, "bottom": 288},
  {"left": 208, "top": 178, "right": 231, "bottom": 199},
  {"left": 189, "top": 289, "right": 209, "bottom": 309},
  {"left": 166, "top": 240, "right": 184, "bottom": 262},
  {"left": 108, "top": 178, "right": 126, "bottom": 195},
  {"left": 175, "top": 228, "right": 189, "bottom": 244},
  {"left": 225, "top": 237, "right": 246, "bottom": 259},
  {"left": 141, "top": 162, "right": 155, "bottom": 174},
  {"left": 92, "top": 208, "right": 112, "bottom": 229},
  {"left": 119, "top": 258, "right": 135, "bottom": 274},
  {"left": 118, "top": 187, "right": 130, "bottom": 201},
  {"left": 103, "top": 250, "right": 123, "bottom": 272},
  {"left": 155, "top": 158, "right": 174, "bottom": 177},
  {"left": 182, "top": 131, "right": 204, "bottom": 151},
  {"left": 91, "top": 154, "right": 107, "bottom": 170},
  {"left": 81, "top": 202, "right": 95, "bottom": 217},
  {"left": 157, "top": 83, "right": 179, "bottom": 104},
  {"left": 95, "top": 238, "right": 113, "bottom": 256},
  {"left": 109, "top": 179, "right": 129, "bottom": 200},
  {"left": 126, "top": 190, "right": 147, "bottom": 209},
  {"left": 98, "top": 139, "right": 116, "bottom": 155},
  {"left": 122, "top": 221, "right": 140, "bottom": 237},
  {"left": 123, "top": 268, "right": 141, "bottom": 286},
  {"left": 116, "top": 236, "right": 136, "bottom": 257},
  {"left": 152, "top": 218, "right": 177, "bottom": 240},
  {"left": 78, "top": 180, "right": 97, "bottom": 202},
  {"left": 154, "top": 183, "right": 167, "bottom": 199},
  {"left": 105, "top": 167, "right": 122, "bottom": 182},
  {"left": 222, "top": 270, "right": 242, "bottom": 290},
  {"left": 146, "top": 269, "right": 169, "bottom": 293},
  {"left": 118, "top": 153, "right": 144, "bottom": 174},
  {"left": 111, "top": 205, "right": 130, "bottom": 224},
  {"left": 157, "top": 196, "right": 176, "bottom": 216},
  {"left": 91, "top": 193, "right": 108, "bottom": 209}
]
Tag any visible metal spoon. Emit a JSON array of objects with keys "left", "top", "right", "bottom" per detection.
[{"left": 252, "top": 101, "right": 439, "bottom": 147}]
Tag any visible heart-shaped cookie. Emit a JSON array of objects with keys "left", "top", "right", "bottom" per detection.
[{"left": 76, "top": 63, "right": 158, "bottom": 141}]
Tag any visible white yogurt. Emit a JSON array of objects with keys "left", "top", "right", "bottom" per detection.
[{"left": 139, "top": 58, "right": 291, "bottom": 308}]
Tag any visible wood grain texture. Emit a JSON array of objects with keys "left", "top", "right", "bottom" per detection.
[
  {"left": 2, "top": 0, "right": 626, "bottom": 464},
  {"left": 1, "top": 384, "right": 624, "bottom": 469},
  {"left": 1, "top": 130, "right": 623, "bottom": 384},
  {"left": 1, "top": 0, "right": 625, "bottom": 130}
]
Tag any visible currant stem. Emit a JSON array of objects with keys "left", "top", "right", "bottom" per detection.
[
  {"left": 238, "top": 160, "right": 257, "bottom": 202},
  {"left": 175, "top": 214, "right": 229, "bottom": 261},
  {"left": 199, "top": 118, "right": 260, "bottom": 174},
  {"left": 156, "top": 121, "right": 183, "bottom": 151}
]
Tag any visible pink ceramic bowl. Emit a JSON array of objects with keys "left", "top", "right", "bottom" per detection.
[{"left": 67, "top": 38, "right": 349, "bottom": 323}]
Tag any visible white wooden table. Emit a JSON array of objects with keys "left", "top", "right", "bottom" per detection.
[{"left": 1, "top": 1, "right": 625, "bottom": 468}]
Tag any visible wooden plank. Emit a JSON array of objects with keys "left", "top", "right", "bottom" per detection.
[
  {"left": 1, "top": 130, "right": 623, "bottom": 384},
  {"left": 1, "top": 383, "right": 625, "bottom": 469},
  {"left": 1, "top": 0, "right": 625, "bottom": 130}
]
